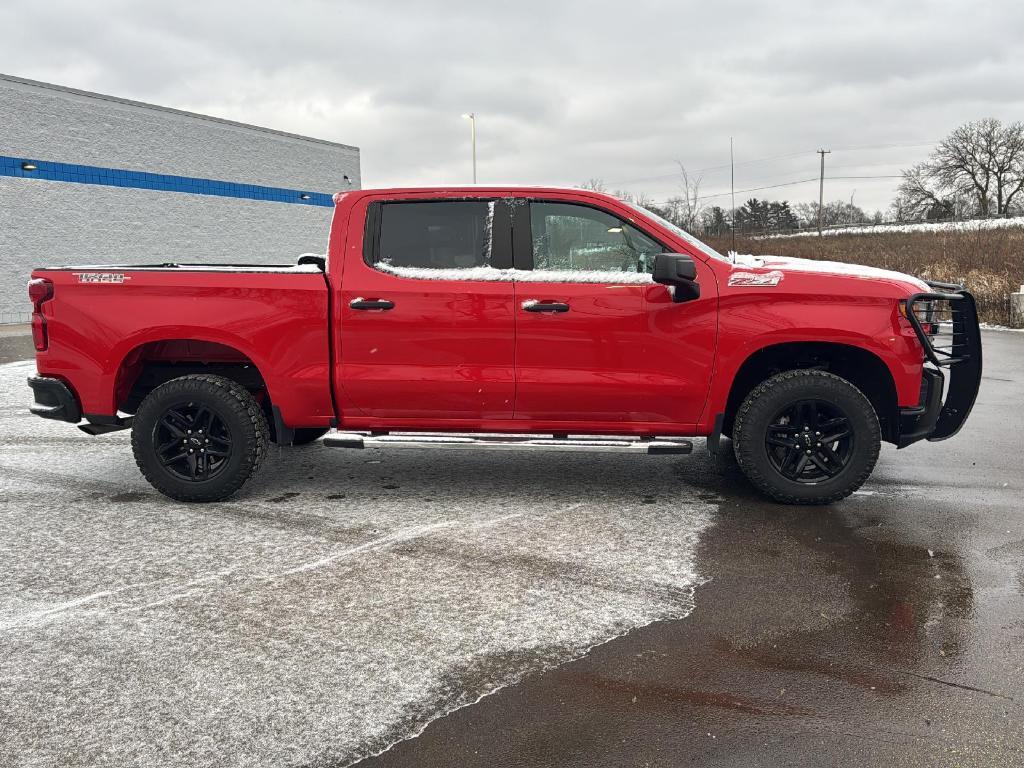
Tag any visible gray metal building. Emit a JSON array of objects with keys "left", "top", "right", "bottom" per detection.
[{"left": 0, "top": 73, "right": 360, "bottom": 321}]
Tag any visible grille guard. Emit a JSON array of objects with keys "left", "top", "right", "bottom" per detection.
[{"left": 898, "top": 281, "right": 983, "bottom": 446}]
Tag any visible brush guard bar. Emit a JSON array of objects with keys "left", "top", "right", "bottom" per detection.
[{"left": 897, "top": 281, "right": 982, "bottom": 448}]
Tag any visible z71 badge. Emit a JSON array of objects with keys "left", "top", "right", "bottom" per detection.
[
  {"left": 74, "top": 273, "right": 131, "bottom": 284},
  {"left": 728, "top": 270, "right": 784, "bottom": 287}
]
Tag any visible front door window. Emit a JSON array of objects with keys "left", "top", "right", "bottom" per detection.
[{"left": 530, "top": 202, "right": 663, "bottom": 275}]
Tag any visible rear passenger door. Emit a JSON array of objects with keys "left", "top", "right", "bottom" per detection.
[{"left": 338, "top": 197, "right": 516, "bottom": 423}]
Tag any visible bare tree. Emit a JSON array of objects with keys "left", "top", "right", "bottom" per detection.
[
  {"left": 894, "top": 162, "right": 957, "bottom": 220},
  {"left": 896, "top": 119, "right": 1024, "bottom": 218},
  {"left": 579, "top": 178, "right": 608, "bottom": 193},
  {"left": 671, "top": 162, "right": 705, "bottom": 231}
]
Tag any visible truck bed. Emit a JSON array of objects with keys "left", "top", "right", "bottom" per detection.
[{"left": 30, "top": 262, "right": 335, "bottom": 428}]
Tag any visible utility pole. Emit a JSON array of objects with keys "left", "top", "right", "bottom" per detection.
[
  {"left": 817, "top": 148, "right": 831, "bottom": 236},
  {"left": 462, "top": 113, "right": 477, "bottom": 183},
  {"left": 730, "top": 137, "right": 736, "bottom": 251}
]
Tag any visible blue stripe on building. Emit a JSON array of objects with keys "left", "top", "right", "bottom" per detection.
[{"left": 0, "top": 155, "right": 335, "bottom": 207}]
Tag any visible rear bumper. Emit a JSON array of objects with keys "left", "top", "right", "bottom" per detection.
[
  {"left": 896, "top": 284, "right": 982, "bottom": 448},
  {"left": 28, "top": 375, "right": 81, "bottom": 423}
]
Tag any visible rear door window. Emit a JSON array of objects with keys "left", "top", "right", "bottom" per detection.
[{"left": 370, "top": 201, "right": 497, "bottom": 270}]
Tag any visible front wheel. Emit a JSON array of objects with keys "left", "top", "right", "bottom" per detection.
[
  {"left": 132, "top": 374, "right": 270, "bottom": 502},
  {"left": 733, "top": 369, "right": 880, "bottom": 504}
]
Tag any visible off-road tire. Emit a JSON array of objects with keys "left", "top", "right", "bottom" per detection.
[
  {"left": 132, "top": 374, "right": 270, "bottom": 502},
  {"left": 733, "top": 369, "right": 880, "bottom": 505},
  {"left": 291, "top": 428, "right": 329, "bottom": 446}
]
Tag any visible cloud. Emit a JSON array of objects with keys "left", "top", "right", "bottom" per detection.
[{"left": 2, "top": 0, "right": 1023, "bottom": 212}]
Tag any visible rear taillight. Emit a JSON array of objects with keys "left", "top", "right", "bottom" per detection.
[
  {"left": 31, "top": 314, "right": 47, "bottom": 351},
  {"left": 28, "top": 278, "right": 54, "bottom": 351},
  {"left": 28, "top": 278, "right": 53, "bottom": 306}
]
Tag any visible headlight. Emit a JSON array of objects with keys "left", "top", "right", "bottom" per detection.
[{"left": 899, "top": 299, "right": 939, "bottom": 337}]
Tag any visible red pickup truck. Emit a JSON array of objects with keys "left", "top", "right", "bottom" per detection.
[{"left": 26, "top": 186, "right": 982, "bottom": 504}]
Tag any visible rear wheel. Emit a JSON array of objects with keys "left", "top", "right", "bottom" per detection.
[
  {"left": 733, "top": 369, "right": 880, "bottom": 504},
  {"left": 132, "top": 374, "right": 269, "bottom": 502}
]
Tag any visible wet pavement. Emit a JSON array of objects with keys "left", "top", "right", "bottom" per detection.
[
  {"left": 0, "top": 324, "right": 33, "bottom": 364},
  {"left": 0, "top": 330, "right": 1021, "bottom": 767},
  {"left": 360, "top": 330, "right": 1024, "bottom": 768}
]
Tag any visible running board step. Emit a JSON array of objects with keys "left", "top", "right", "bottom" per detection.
[{"left": 323, "top": 432, "right": 692, "bottom": 455}]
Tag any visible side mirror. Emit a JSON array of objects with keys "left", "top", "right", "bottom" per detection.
[{"left": 653, "top": 253, "right": 700, "bottom": 302}]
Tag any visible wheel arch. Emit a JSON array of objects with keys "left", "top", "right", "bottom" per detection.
[
  {"left": 112, "top": 336, "right": 274, "bottom": 416},
  {"left": 721, "top": 341, "right": 901, "bottom": 444}
]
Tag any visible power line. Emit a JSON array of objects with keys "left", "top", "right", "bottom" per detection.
[
  {"left": 605, "top": 139, "right": 936, "bottom": 188},
  {"left": 830, "top": 140, "right": 938, "bottom": 152},
  {"left": 607, "top": 149, "right": 815, "bottom": 186},
  {"left": 696, "top": 177, "right": 819, "bottom": 202},
  {"left": 693, "top": 174, "right": 906, "bottom": 203}
]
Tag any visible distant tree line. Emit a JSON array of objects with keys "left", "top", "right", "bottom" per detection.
[
  {"left": 580, "top": 118, "right": 1024, "bottom": 236},
  {"left": 580, "top": 176, "right": 877, "bottom": 237}
]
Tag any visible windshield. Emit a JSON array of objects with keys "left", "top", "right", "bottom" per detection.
[{"left": 624, "top": 201, "right": 731, "bottom": 262}]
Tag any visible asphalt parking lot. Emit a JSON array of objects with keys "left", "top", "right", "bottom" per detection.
[{"left": 1, "top": 330, "right": 1022, "bottom": 767}]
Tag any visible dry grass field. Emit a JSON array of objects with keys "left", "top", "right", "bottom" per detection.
[{"left": 705, "top": 227, "right": 1024, "bottom": 326}]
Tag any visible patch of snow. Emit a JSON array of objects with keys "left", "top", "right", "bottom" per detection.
[
  {"left": 730, "top": 252, "right": 764, "bottom": 268},
  {"left": 375, "top": 264, "right": 514, "bottom": 282},
  {"left": 759, "top": 216, "right": 1024, "bottom": 239},
  {"left": 375, "top": 262, "right": 654, "bottom": 284},
  {"left": 730, "top": 255, "right": 929, "bottom": 290}
]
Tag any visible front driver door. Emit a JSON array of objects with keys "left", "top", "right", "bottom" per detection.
[{"left": 511, "top": 198, "right": 717, "bottom": 430}]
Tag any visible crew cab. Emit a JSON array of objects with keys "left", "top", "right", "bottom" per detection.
[{"left": 26, "top": 187, "right": 983, "bottom": 504}]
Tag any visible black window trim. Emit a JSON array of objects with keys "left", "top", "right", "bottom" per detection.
[
  {"left": 362, "top": 198, "right": 513, "bottom": 273},
  {"left": 511, "top": 197, "right": 672, "bottom": 272}
]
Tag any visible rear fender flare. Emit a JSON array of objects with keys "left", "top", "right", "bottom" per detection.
[{"left": 106, "top": 328, "right": 276, "bottom": 415}]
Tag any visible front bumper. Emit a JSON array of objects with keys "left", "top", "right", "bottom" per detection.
[
  {"left": 28, "top": 375, "right": 81, "bottom": 423},
  {"left": 896, "top": 283, "right": 982, "bottom": 448}
]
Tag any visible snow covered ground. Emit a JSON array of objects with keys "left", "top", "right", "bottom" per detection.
[
  {"left": 758, "top": 216, "right": 1024, "bottom": 239},
  {"left": 0, "top": 360, "right": 713, "bottom": 767}
]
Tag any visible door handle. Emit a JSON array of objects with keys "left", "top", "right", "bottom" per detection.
[
  {"left": 350, "top": 298, "right": 395, "bottom": 311},
  {"left": 522, "top": 300, "right": 570, "bottom": 313}
]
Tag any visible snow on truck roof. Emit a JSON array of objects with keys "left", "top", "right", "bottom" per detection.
[{"left": 335, "top": 185, "right": 619, "bottom": 197}]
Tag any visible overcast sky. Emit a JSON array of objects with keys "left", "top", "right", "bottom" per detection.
[{"left": 2, "top": 0, "right": 1023, "bottom": 213}]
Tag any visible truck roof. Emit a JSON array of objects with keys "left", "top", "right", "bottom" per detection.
[{"left": 334, "top": 186, "right": 618, "bottom": 203}]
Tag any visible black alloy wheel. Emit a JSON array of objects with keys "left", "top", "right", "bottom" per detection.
[
  {"left": 765, "top": 399, "right": 854, "bottom": 484},
  {"left": 154, "top": 402, "right": 233, "bottom": 481}
]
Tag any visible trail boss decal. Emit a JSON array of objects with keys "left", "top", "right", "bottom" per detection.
[{"left": 74, "top": 273, "right": 131, "bottom": 284}]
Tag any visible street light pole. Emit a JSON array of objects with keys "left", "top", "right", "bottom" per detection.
[{"left": 462, "top": 113, "right": 477, "bottom": 183}]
